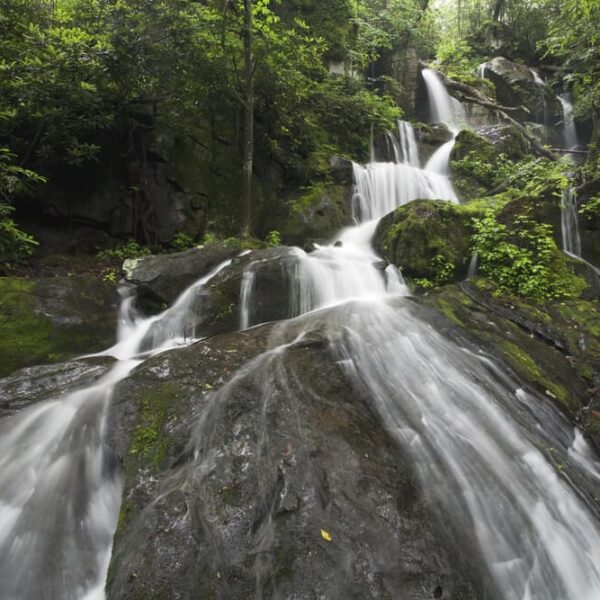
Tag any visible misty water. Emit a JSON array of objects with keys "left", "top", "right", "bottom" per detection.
[{"left": 1, "top": 68, "right": 600, "bottom": 600}]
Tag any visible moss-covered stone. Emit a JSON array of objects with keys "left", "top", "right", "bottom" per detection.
[
  {"left": 421, "top": 280, "right": 600, "bottom": 445},
  {"left": 373, "top": 199, "right": 489, "bottom": 287},
  {"left": 281, "top": 182, "right": 352, "bottom": 245},
  {"left": 0, "top": 276, "right": 117, "bottom": 377},
  {"left": 450, "top": 130, "right": 503, "bottom": 199}
]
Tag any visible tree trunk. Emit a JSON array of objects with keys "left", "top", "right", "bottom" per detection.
[
  {"left": 492, "top": 0, "right": 506, "bottom": 21},
  {"left": 240, "top": 0, "right": 254, "bottom": 238}
]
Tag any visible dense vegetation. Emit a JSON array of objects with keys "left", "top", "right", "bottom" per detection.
[
  {"left": 1, "top": 0, "right": 599, "bottom": 304},
  {"left": 1, "top": 0, "right": 432, "bottom": 256}
]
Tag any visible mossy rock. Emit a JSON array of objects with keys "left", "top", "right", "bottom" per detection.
[
  {"left": 479, "top": 57, "right": 562, "bottom": 125},
  {"left": 450, "top": 130, "right": 501, "bottom": 199},
  {"left": 107, "top": 313, "right": 485, "bottom": 599},
  {"left": 476, "top": 124, "right": 531, "bottom": 159},
  {"left": 0, "top": 276, "right": 118, "bottom": 378},
  {"left": 420, "top": 280, "right": 600, "bottom": 446},
  {"left": 373, "top": 199, "right": 487, "bottom": 286},
  {"left": 281, "top": 182, "right": 352, "bottom": 246},
  {"left": 413, "top": 122, "right": 454, "bottom": 163},
  {"left": 578, "top": 198, "right": 600, "bottom": 268}
]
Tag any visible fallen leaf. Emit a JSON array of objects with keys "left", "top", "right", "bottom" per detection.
[{"left": 320, "top": 529, "right": 332, "bottom": 542}]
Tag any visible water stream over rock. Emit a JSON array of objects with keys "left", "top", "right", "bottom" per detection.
[{"left": 2, "top": 66, "right": 600, "bottom": 600}]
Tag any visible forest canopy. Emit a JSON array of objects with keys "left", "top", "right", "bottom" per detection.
[{"left": 1, "top": 0, "right": 599, "bottom": 255}]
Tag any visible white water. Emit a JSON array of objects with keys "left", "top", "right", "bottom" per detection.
[
  {"left": 530, "top": 68, "right": 544, "bottom": 85},
  {"left": 269, "top": 72, "right": 600, "bottom": 598},
  {"left": 421, "top": 68, "right": 467, "bottom": 175},
  {"left": 561, "top": 188, "right": 582, "bottom": 257},
  {"left": 422, "top": 68, "right": 466, "bottom": 130},
  {"left": 0, "top": 256, "right": 238, "bottom": 599},
  {"left": 559, "top": 94, "right": 579, "bottom": 151},
  {"left": 467, "top": 252, "right": 478, "bottom": 280},
  {"left": 561, "top": 187, "right": 600, "bottom": 279},
  {"left": 394, "top": 120, "right": 420, "bottom": 166},
  {"left": 3, "top": 63, "right": 600, "bottom": 600}
]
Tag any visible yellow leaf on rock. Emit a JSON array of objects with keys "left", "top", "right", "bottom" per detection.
[{"left": 320, "top": 529, "right": 332, "bottom": 542}]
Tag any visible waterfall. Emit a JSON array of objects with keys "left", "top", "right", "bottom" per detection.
[
  {"left": 421, "top": 68, "right": 466, "bottom": 129},
  {"left": 421, "top": 68, "right": 467, "bottom": 175},
  {"left": 559, "top": 94, "right": 579, "bottom": 151},
  {"left": 561, "top": 188, "right": 582, "bottom": 257},
  {"left": 396, "top": 120, "right": 420, "bottom": 167},
  {"left": 530, "top": 67, "right": 544, "bottom": 85},
  {"left": 3, "top": 61, "right": 600, "bottom": 600},
  {"left": 0, "top": 257, "right": 237, "bottom": 599},
  {"left": 561, "top": 187, "right": 600, "bottom": 278},
  {"left": 384, "top": 120, "right": 419, "bottom": 166},
  {"left": 466, "top": 252, "right": 478, "bottom": 280},
  {"left": 476, "top": 62, "right": 487, "bottom": 79}
]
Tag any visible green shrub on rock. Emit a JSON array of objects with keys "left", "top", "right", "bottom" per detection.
[{"left": 471, "top": 207, "right": 577, "bottom": 300}]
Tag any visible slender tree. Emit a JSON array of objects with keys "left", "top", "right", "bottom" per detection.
[{"left": 240, "top": 0, "right": 254, "bottom": 238}]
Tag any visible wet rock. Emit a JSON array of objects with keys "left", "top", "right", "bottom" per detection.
[
  {"left": 132, "top": 246, "right": 305, "bottom": 346},
  {"left": 123, "top": 242, "right": 239, "bottom": 307},
  {"left": 578, "top": 197, "right": 600, "bottom": 269},
  {"left": 0, "top": 276, "right": 118, "bottom": 377},
  {"left": 328, "top": 155, "right": 355, "bottom": 187},
  {"left": 479, "top": 57, "right": 562, "bottom": 125},
  {"left": 281, "top": 182, "right": 353, "bottom": 246},
  {"left": 106, "top": 310, "right": 484, "bottom": 599},
  {"left": 419, "top": 281, "right": 600, "bottom": 445},
  {"left": 0, "top": 357, "right": 114, "bottom": 417},
  {"left": 413, "top": 123, "right": 454, "bottom": 163},
  {"left": 374, "top": 200, "right": 482, "bottom": 285},
  {"left": 476, "top": 124, "right": 531, "bottom": 158}
]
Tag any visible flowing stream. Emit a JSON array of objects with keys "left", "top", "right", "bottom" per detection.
[
  {"left": 2, "top": 69, "right": 600, "bottom": 600},
  {"left": 559, "top": 93, "right": 579, "bottom": 151}
]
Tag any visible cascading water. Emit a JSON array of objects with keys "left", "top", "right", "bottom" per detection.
[
  {"left": 421, "top": 68, "right": 466, "bottom": 129},
  {"left": 395, "top": 120, "right": 420, "bottom": 167},
  {"left": 237, "top": 69, "right": 600, "bottom": 598},
  {"left": 530, "top": 67, "right": 544, "bottom": 85},
  {"left": 559, "top": 93, "right": 579, "bottom": 151},
  {"left": 3, "top": 60, "right": 600, "bottom": 600},
  {"left": 561, "top": 187, "right": 600, "bottom": 277},
  {"left": 421, "top": 68, "right": 467, "bottom": 175},
  {"left": 0, "top": 257, "right": 236, "bottom": 599},
  {"left": 561, "top": 187, "right": 582, "bottom": 257},
  {"left": 384, "top": 119, "right": 419, "bottom": 166}
]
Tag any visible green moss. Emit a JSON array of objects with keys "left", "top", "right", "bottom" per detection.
[
  {"left": 435, "top": 296, "right": 464, "bottom": 326},
  {"left": 282, "top": 182, "right": 350, "bottom": 244},
  {"left": 129, "top": 382, "right": 179, "bottom": 470},
  {"left": 0, "top": 278, "right": 64, "bottom": 376},
  {"left": 498, "top": 340, "right": 570, "bottom": 406}
]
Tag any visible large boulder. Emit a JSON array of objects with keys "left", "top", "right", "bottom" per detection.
[
  {"left": 106, "top": 308, "right": 484, "bottom": 599},
  {"left": 123, "top": 242, "right": 239, "bottom": 307},
  {"left": 0, "top": 276, "right": 118, "bottom": 377},
  {"left": 374, "top": 199, "right": 482, "bottom": 285},
  {"left": 479, "top": 57, "right": 562, "bottom": 125},
  {"left": 129, "top": 246, "right": 308, "bottom": 350},
  {"left": 280, "top": 181, "right": 353, "bottom": 246},
  {"left": 413, "top": 123, "right": 454, "bottom": 163},
  {"left": 475, "top": 124, "right": 531, "bottom": 158}
]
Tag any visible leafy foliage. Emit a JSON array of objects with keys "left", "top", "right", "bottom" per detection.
[
  {"left": 0, "top": 147, "right": 44, "bottom": 263},
  {"left": 472, "top": 208, "right": 568, "bottom": 300},
  {"left": 97, "top": 240, "right": 151, "bottom": 261}
]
